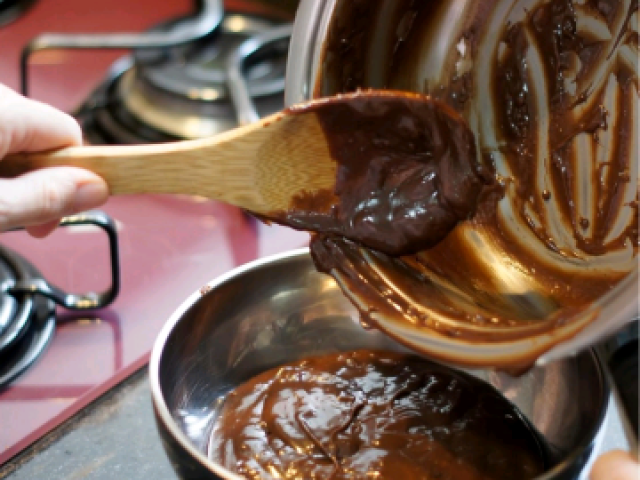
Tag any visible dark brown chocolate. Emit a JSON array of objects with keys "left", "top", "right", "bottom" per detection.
[
  {"left": 273, "top": 91, "right": 487, "bottom": 256},
  {"left": 494, "top": 0, "right": 638, "bottom": 256},
  {"left": 209, "top": 350, "right": 546, "bottom": 479},
  {"left": 309, "top": 0, "right": 637, "bottom": 348}
]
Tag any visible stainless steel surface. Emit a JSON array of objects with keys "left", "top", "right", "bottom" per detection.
[
  {"left": 149, "top": 249, "right": 609, "bottom": 479},
  {"left": 285, "top": 0, "right": 639, "bottom": 367},
  {"left": 285, "top": 0, "right": 332, "bottom": 106}
]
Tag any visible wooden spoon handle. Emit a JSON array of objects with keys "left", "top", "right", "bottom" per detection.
[
  {"left": 0, "top": 112, "right": 336, "bottom": 215},
  {"left": 2, "top": 141, "right": 225, "bottom": 195}
]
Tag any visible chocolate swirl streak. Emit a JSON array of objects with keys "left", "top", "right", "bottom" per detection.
[
  {"left": 310, "top": 0, "right": 637, "bottom": 352},
  {"left": 483, "top": 0, "right": 638, "bottom": 264},
  {"left": 209, "top": 351, "right": 546, "bottom": 479}
]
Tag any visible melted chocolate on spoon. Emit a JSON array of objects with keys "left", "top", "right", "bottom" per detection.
[{"left": 271, "top": 91, "right": 489, "bottom": 256}]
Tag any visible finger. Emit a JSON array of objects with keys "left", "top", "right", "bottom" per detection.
[
  {"left": 26, "top": 219, "right": 60, "bottom": 238},
  {"left": 0, "top": 85, "right": 82, "bottom": 157},
  {"left": 0, "top": 167, "right": 108, "bottom": 231},
  {"left": 591, "top": 450, "right": 640, "bottom": 480}
]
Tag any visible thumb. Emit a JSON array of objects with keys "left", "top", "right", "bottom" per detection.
[
  {"left": 0, "top": 167, "right": 109, "bottom": 232},
  {"left": 0, "top": 85, "right": 83, "bottom": 157},
  {"left": 591, "top": 450, "right": 640, "bottom": 480}
]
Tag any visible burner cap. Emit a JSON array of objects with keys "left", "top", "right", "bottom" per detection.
[{"left": 0, "top": 246, "right": 55, "bottom": 388}]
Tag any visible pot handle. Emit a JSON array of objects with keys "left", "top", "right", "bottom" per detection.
[{"left": 5, "top": 210, "right": 120, "bottom": 310}]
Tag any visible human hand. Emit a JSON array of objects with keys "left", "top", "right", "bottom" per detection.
[
  {"left": 0, "top": 84, "right": 108, "bottom": 237},
  {"left": 591, "top": 450, "right": 640, "bottom": 480}
]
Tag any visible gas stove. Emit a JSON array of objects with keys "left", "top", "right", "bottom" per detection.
[
  {"left": 74, "top": 10, "right": 291, "bottom": 144},
  {"left": 0, "top": 0, "right": 307, "bottom": 466},
  {"left": 0, "top": 212, "right": 119, "bottom": 390}
]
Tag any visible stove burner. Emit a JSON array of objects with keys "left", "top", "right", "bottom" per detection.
[
  {"left": 0, "top": 0, "right": 37, "bottom": 27},
  {"left": 0, "top": 245, "right": 56, "bottom": 388},
  {"left": 78, "top": 12, "right": 289, "bottom": 144},
  {"left": 0, "top": 211, "right": 120, "bottom": 388}
]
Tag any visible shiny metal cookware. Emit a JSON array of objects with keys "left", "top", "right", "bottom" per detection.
[
  {"left": 285, "top": 0, "right": 638, "bottom": 368},
  {"left": 150, "top": 249, "right": 608, "bottom": 479}
]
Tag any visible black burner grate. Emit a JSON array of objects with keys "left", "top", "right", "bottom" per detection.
[
  {"left": 0, "top": 212, "right": 120, "bottom": 389},
  {"left": 76, "top": 12, "right": 288, "bottom": 145},
  {"left": 0, "top": 0, "right": 37, "bottom": 27}
]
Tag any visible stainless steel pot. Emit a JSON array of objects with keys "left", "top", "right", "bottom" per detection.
[
  {"left": 149, "top": 249, "right": 608, "bottom": 479},
  {"left": 284, "top": 0, "right": 639, "bottom": 367}
]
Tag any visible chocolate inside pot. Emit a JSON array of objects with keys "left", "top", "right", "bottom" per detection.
[
  {"left": 309, "top": 0, "right": 638, "bottom": 349},
  {"left": 208, "top": 350, "right": 548, "bottom": 479}
]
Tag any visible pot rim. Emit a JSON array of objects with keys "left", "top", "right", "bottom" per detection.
[
  {"left": 149, "top": 248, "right": 311, "bottom": 480},
  {"left": 285, "top": 0, "right": 336, "bottom": 106},
  {"left": 149, "top": 248, "right": 609, "bottom": 479},
  {"left": 531, "top": 350, "right": 609, "bottom": 480}
]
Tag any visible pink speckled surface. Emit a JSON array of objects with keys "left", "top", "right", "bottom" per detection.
[{"left": 0, "top": 0, "right": 307, "bottom": 464}]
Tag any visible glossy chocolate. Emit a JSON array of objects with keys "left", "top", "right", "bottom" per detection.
[
  {"left": 493, "top": 0, "right": 638, "bottom": 256},
  {"left": 209, "top": 350, "right": 546, "bottom": 479},
  {"left": 273, "top": 91, "right": 487, "bottom": 256},
  {"left": 310, "top": 0, "right": 638, "bottom": 348}
]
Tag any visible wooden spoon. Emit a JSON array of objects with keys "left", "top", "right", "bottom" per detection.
[
  {"left": 0, "top": 90, "right": 483, "bottom": 255},
  {"left": 0, "top": 100, "right": 338, "bottom": 215}
]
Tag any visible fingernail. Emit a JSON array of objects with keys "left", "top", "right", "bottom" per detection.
[{"left": 74, "top": 182, "right": 109, "bottom": 211}]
